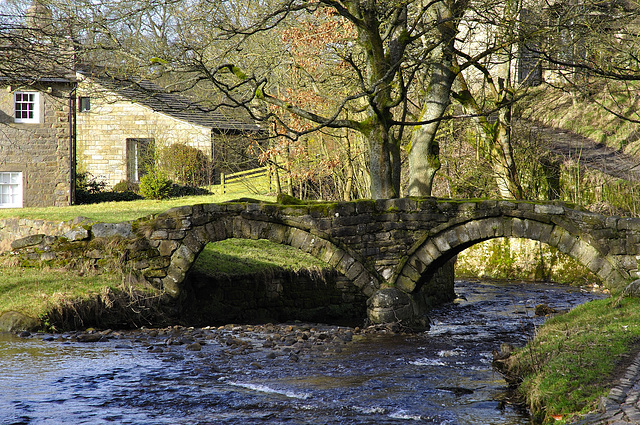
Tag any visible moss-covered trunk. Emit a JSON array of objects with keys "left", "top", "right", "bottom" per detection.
[{"left": 408, "top": 1, "right": 458, "bottom": 196}]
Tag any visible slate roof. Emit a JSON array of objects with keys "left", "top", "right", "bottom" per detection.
[{"left": 80, "top": 70, "right": 261, "bottom": 133}]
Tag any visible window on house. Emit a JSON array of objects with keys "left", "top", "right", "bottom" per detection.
[
  {"left": 0, "top": 172, "right": 23, "bottom": 208},
  {"left": 14, "top": 91, "right": 40, "bottom": 123},
  {"left": 79, "top": 97, "right": 91, "bottom": 112},
  {"left": 126, "top": 138, "right": 155, "bottom": 182}
]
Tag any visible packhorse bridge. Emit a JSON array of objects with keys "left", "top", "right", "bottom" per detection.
[{"left": 3, "top": 197, "right": 640, "bottom": 327}]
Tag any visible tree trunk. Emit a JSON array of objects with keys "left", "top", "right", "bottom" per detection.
[
  {"left": 366, "top": 113, "right": 400, "bottom": 199},
  {"left": 408, "top": 1, "right": 458, "bottom": 197}
]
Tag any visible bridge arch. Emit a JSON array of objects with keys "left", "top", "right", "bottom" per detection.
[
  {"left": 159, "top": 214, "right": 381, "bottom": 299},
  {"left": 395, "top": 215, "right": 630, "bottom": 295}
]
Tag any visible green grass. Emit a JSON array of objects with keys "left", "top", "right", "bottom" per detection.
[
  {"left": 523, "top": 82, "right": 640, "bottom": 155},
  {"left": 510, "top": 296, "right": 640, "bottom": 423},
  {"left": 0, "top": 182, "right": 275, "bottom": 223},
  {"left": 0, "top": 263, "right": 124, "bottom": 319},
  {"left": 191, "top": 238, "right": 329, "bottom": 277}
]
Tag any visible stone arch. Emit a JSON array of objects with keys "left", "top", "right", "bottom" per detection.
[
  {"left": 395, "top": 216, "right": 629, "bottom": 294},
  {"left": 160, "top": 215, "right": 381, "bottom": 299}
]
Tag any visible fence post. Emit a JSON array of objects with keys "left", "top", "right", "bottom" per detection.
[{"left": 220, "top": 172, "right": 226, "bottom": 194}]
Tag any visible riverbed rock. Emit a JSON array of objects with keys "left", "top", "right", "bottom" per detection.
[
  {"left": 0, "top": 311, "right": 40, "bottom": 332},
  {"left": 185, "top": 342, "right": 202, "bottom": 351}
]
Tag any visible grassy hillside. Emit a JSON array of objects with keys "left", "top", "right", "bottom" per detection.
[{"left": 522, "top": 82, "right": 640, "bottom": 156}]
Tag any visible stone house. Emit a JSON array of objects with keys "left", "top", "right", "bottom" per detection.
[
  {"left": 76, "top": 70, "right": 262, "bottom": 188},
  {"left": 0, "top": 78, "right": 76, "bottom": 208}
]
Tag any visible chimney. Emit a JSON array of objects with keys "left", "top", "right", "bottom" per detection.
[{"left": 25, "top": 0, "right": 53, "bottom": 31}]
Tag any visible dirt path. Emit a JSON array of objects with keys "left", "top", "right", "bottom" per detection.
[{"left": 520, "top": 120, "right": 640, "bottom": 183}]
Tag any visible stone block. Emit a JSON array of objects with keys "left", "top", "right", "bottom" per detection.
[
  {"left": 461, "top": 221, "right": 482, "bottom": 242},
  {"left": 353, "top": 270, "right": 372, "bottom": 289},
  {"left": 171, "top": 245, "right": 196, "bottom": 271},
  {"left": 337, "top": 254, "right": 356, "bottom": 275},
  {"left": 327, "top": 248, "right": 347, "bottom": 269},
  {"left": 92, "top": 222, "right": 132, "bottom": 238},
  {"left": 182, "top": 232, "right": 204, "bottom": 255},
  {"left": 11, "top": 234, "right": 45, "bottom": 250},
  {"left": 62, "top": 227, "right": 89, "bottom": 242},
  {"left": 345, "top": 261, "right": 365, "bottom": 281},
  {"left": 205, "top": 220, "right": 227, "bottom": 241},
  {"left": 619, "top": 218, "right": 640, "bottom": 231},
  {"left": 510, "top": 218, "right": 527, "bottom": 238},
  {"left": 534, "top": 204, "right": 565, "bottom": 215},
  {"left": 556, "top": 232, "right": 577, "bottom": 254},
  {"left": 415, "top": 245, "right": 436, "bottom": 265},
  {"left": 402, "top": 261, "right": 422, "bottom": 282},
  {"left": 443, "top": 229, "right": 461, "bottom": 249},
  {"left": 190, "top": 225, "right": 209, "bottom": 246},
  {"left": 168, "top": 230, "right": 186, "bottom": 240},
  {"left": 433, "top": 235, "right": 451, "bottom": 253},
  {"left": 162, "top": 270, "right": 185, "bottom": 297}
]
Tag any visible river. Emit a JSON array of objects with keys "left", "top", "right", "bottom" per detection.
[{"left": 0, "top": 279, "right": 604, "bottom": 425}]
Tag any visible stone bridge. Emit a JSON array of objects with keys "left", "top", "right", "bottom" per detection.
[{"left": 4, "top": 198, "right": 640, "bottom": 326}]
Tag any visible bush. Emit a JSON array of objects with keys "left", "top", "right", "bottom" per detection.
[
  {"left": 140, "top": 172, "right": 173, "bottom": 200},
  {"left": 112, "top": 180, "right": 140, "bottom": 194},
  {"left": 169, "top": 183, "right": 211, "bottom": 197},
  {"left": 160, "top": 143, "right": 212, "bottom": 187}
]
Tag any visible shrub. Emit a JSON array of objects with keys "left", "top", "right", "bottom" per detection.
[
  {"left": 75, "top": 172, "right": 108, "bottom": 204},
  {"left": 140, "top": 172, "right": 173, "bottom": 200},
  {"left": 160, "top": 143, "right": 212, "bottom": 187},
  {"left": 169, "top": 183, "right": 211, "bottom": 197},
  {"left": 112, "top": 180, "right": 140, "bottom": 193}
]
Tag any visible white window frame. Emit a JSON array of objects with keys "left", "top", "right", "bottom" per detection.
[
  {"left": 0, "top": 172, "right": 23, "bottom": 208},
  {"left": 14, "top": 91, "right": 40, "bottom": 124}
]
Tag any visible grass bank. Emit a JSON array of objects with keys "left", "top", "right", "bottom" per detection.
[
  {"left": 0, "top": 192, "right": 275, "bottom": 223},
  {"left": 503, "top": 295, "right": 640, "bottom": 424}
]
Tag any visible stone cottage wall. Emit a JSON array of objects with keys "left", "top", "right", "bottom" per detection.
[
  {"left": 76, "top": 76, "right": 212, "bottom": 187},
  {"left": 0, "top": 83, "right": 73, "bottom": 207}
]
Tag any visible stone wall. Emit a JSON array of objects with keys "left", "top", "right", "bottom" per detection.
[
  {"left": 0, "top": 217, "right": 78, "bottom": 252},
  {"left": 0, "top": 82, "right": 73, "bottom": 207},
  {"left": 182, "top": 269, "right": 368, "bottom": 325}
]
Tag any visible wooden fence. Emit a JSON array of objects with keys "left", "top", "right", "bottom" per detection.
[{"left": 218, "top": 166, "right": 270, "bottom": 194}]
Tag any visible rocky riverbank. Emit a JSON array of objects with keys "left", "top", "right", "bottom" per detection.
[{"left": 12, "top": 321, "right": 415, "bottom": 363}]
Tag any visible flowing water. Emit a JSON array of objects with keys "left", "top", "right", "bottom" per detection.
[{"left": 0, "top": 279, "right": 604, "bottom": 425}]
